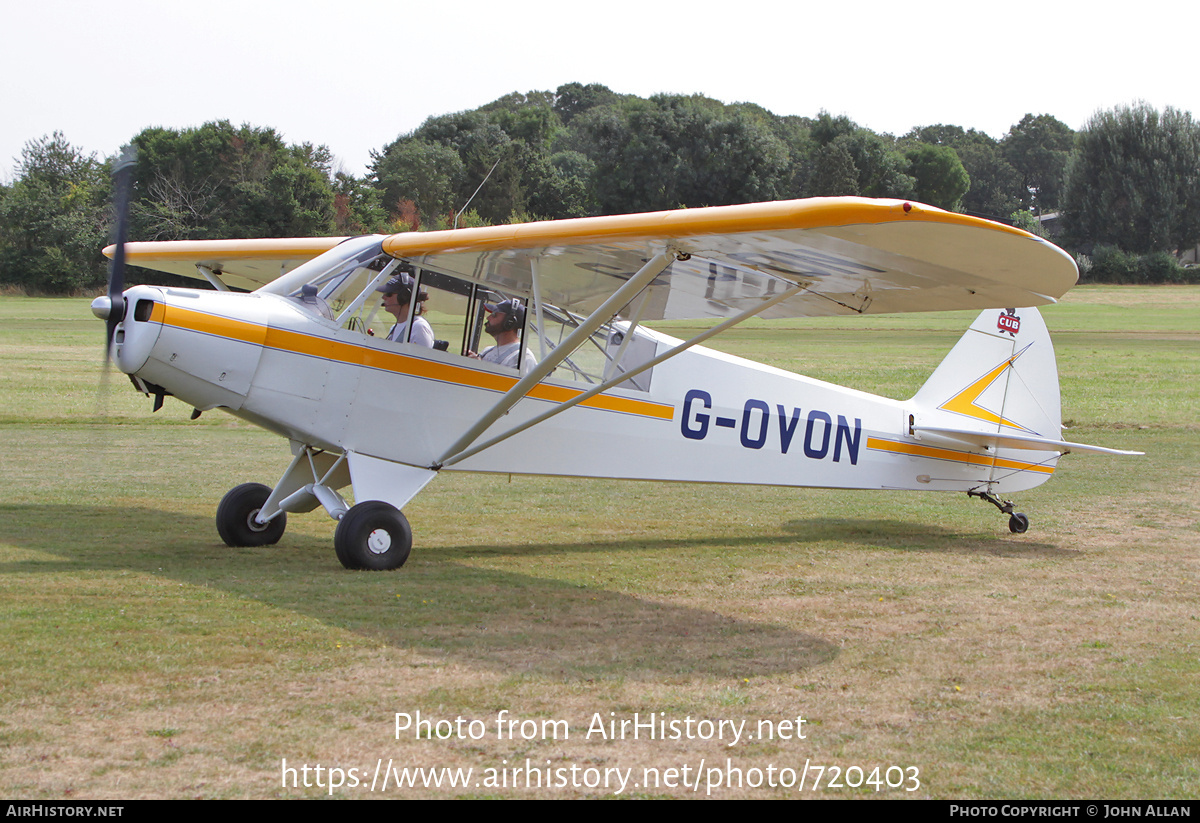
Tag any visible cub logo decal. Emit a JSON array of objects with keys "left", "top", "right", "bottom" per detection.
[{"left": 997, "top": 309, "right": 1020, "bottom": 336}]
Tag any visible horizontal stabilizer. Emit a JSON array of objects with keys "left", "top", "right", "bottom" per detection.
[{"left": 913, "top": 426, "right": 1143, "bottom": 456}]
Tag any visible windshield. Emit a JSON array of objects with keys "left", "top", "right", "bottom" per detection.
[{"left": 260, "top": 236, "right": 387, "bottom": 300}]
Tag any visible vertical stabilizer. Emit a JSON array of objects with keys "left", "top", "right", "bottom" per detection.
[{"left": 909, "top": 307, "right": 1063, "bottom": 492}]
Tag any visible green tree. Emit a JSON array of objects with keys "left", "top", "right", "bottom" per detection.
[
  {"left": 131, "top": 121, "right": 337, "bottom": 240},
  {"left": 331, "top": 172, "right": 388, "bottom": 235},
  {"left": 1063, "top": 103, "right": 1200, "bottom": 254},
  {"left": 565, "top": 99, "right": 666, "bottom": 213},
  {"left": 553, "top": 83, "right": 620, "bottom": 125},
  {"left": 955, "top": 139, "right": 1022, "bottom": 219},
  {"left": 370, "top": 138, "right": 466, "bottom": 225},
  {"left": 244, "top": 160, "right": 337, "bottom": 237},
  {"left": 833, "top": 131, "right": 915, "bottom": 199},
  {"left": 810, "top": 111, "right": 857, "bottom": 146},
  {"left": 392, "top": 107, "right": 553, "bottom": 223},
  {"left": 905, "top": 143, "right": 969, "bottom": 211},
  {"left": 904, "top": 125, "right": 1021, "bottom": 218},
  {"left": 1009, "top": 209, "right": 1049, "bottom": 239},
  {"left": 810, "top": 140, "right": 860, "bottom": 196},
  {"left": 451, "top": 124, "right": 533, "bottom": 223},
  {"left": 526, "top": 150, "right": 598, "bottom": 218},
  {"left": 769, "top": 115, "right": 818, "bottom": 197},
  {"left": 0, "top": 132, "right": 111, "bottom": 292},
  {"left": 1003, "top": 114, "right": 1074, "bottom": 213},
  {"left": 568, "top": 94, "right": 789, "bottom": 214},
  {"left": 481, "top": 91, "right": 560, "bottom": 148},
  {"left": 904, "top": 124, "right": 967, "bottom": 147}
]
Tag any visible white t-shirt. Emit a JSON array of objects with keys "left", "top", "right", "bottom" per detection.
[
  {"left": 480, "top": 342, "right": 536, "bottom": 369},
  {"left": 389, "top": 316, "right": 435, "bottom": 347}
]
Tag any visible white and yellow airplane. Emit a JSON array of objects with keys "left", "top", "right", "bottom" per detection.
[{"left": 94, "top": 195, "right": 1139, "bottom": 570}]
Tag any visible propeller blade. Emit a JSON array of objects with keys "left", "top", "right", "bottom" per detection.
[{"left": 104, "top": 145, "right": 137, "bottom": 360}]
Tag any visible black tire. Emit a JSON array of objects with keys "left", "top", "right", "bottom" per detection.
[
  {"left": 1008, "top": 512, "right": 1030, "bottom": 534},
  {"left": 216, "top": 482, "right": 286, "bottom": 547},
  {"left": 334, "top": 501, "right": 412, "bottom": 570}
]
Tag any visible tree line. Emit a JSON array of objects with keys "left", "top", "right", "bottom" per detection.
[{"left": 2, "top": 84, "right": 1197, "bottom": 293}]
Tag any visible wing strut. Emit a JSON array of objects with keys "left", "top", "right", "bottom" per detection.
[
  {"left": 196, "top": 265, "right": 231, "bottom": 291},
  {"left": 433, "top": 249, "right": 678, "bottom": 468},
  {"left": 439, "top": 283, "right": 805, "bottom": 468},
  {"left": 529, "top": 257, "right": 549, "bottom": 364},
  {"left": 603, "top": 290, "right": 651, "bottom": 383}
]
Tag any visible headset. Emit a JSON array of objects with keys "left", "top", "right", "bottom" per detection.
[{"left": 489, "top": 298, "right": 525, "bottom": 332}]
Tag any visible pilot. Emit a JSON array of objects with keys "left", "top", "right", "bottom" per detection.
[
  {"left": 470, "top": 298, "right": 537, "bottom": 369},
  {"left": 377, "top": 272, "right": 434, "bottom": 347}
]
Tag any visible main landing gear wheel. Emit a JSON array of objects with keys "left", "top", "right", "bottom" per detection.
[
  {"left": 216, "top": 482, "right": 287, "bottom": 546},
  {"left": 1008, "top": 513, "right": 1030, "bottom": 534},
  {"left": 334, "top": 501, "right": 412, "bottom": 570}
]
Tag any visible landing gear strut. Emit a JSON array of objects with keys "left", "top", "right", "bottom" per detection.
[{"left": 968, "top": 489, "right": 1030, "bottom": 534}]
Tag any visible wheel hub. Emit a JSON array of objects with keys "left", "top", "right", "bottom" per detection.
[
  {"left": 367, "top": 528, "right": 392, "bottom": 554},
  {"left": 246, "top": 509, "right": 268, "bottom": 532}
]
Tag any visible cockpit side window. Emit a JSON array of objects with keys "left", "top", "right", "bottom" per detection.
[
  {"left": 274, "top": 246, "right": 654, "bottom": 390},
  {"left": 289, "top": 254, "right": 473, "bottom": 352},
  {"left": 414, "top": 270, "right": 472, "bottom": 354},
  {"left": 464, "top": 288, "right": 537, "bottom": 373},
  {"left": 529, "top": 307, "right": 656, "bottom": 392}
]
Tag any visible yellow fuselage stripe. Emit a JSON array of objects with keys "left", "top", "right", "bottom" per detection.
[
  {"left": 154, "top": 303, "right": 674, "bottom": 420},
  {"left": 866, "top": 437, "right": 1056, "bottom": 475}
]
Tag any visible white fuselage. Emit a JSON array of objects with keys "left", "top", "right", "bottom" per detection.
[{"left": 114, "top": 284, "right": 1052, "bottom": 498}]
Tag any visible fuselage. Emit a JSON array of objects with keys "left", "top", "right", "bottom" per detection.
[{"left": 110, "top": 282, "right": 1051, "bottom": 496}]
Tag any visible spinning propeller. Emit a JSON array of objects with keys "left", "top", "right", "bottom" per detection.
[{"left": 91, "top": 145, "right": 137, "bottom": 362}]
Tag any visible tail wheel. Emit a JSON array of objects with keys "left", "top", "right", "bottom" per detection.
[
  {"left": 970, "top": 489, "right": 1032, "bottom": 535},
  {"left": 334, "top": 501, "right": 412, "bottom": 570},
  {"left": 217, "top": 483, "right": 287, "bottom": 546}
]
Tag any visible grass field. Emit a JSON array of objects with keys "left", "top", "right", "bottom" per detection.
[{"left": 0, "top": 287, "right": 1197, "bottom": 799}]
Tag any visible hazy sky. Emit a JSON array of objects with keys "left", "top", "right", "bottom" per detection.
[{"left": 3, "top": 0, "right": 1194, "bottom": 180}]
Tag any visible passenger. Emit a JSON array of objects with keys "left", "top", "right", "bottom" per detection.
[
  {"left": 470, "top": 299, "right": 537, "bottom": 369},
  {"left": 377, "top": 273, "right": 434, "bottom": 347}
]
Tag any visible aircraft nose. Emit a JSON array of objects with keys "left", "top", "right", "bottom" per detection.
[{"left": 91, "top": 295, "right": 113, "bottom": 320}]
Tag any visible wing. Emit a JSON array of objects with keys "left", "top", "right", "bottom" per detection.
[
  {"left": 380, "top": 198, "right": 1078, "bottom": 320},
  {"left": 102, "top": 237, "right": 350, "bottom": 291}
]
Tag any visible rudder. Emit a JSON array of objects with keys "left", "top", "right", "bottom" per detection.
[{"left": 910, "top": 307, "right": 1063, "bottom": 492}]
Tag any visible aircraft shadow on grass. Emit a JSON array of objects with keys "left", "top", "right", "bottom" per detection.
[
  {"left": 0, "top": 504, "right": 1071, "bottom": 679},
  {"left": 429, "top": 519, "right": 1074, "bottom": 560},
  {"left": 777, "top": 518, "right": 1077, "bottom": 559},
  {"left": 0, "top": 503, "right": 1075, "bottom": 681},
  {"left": 0, "top": 504, "right": 838, "bottom": 679}
]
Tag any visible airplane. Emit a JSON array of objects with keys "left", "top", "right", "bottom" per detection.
[{"left": 93, "top": 170, "right": 1140, "bottom": 570}]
